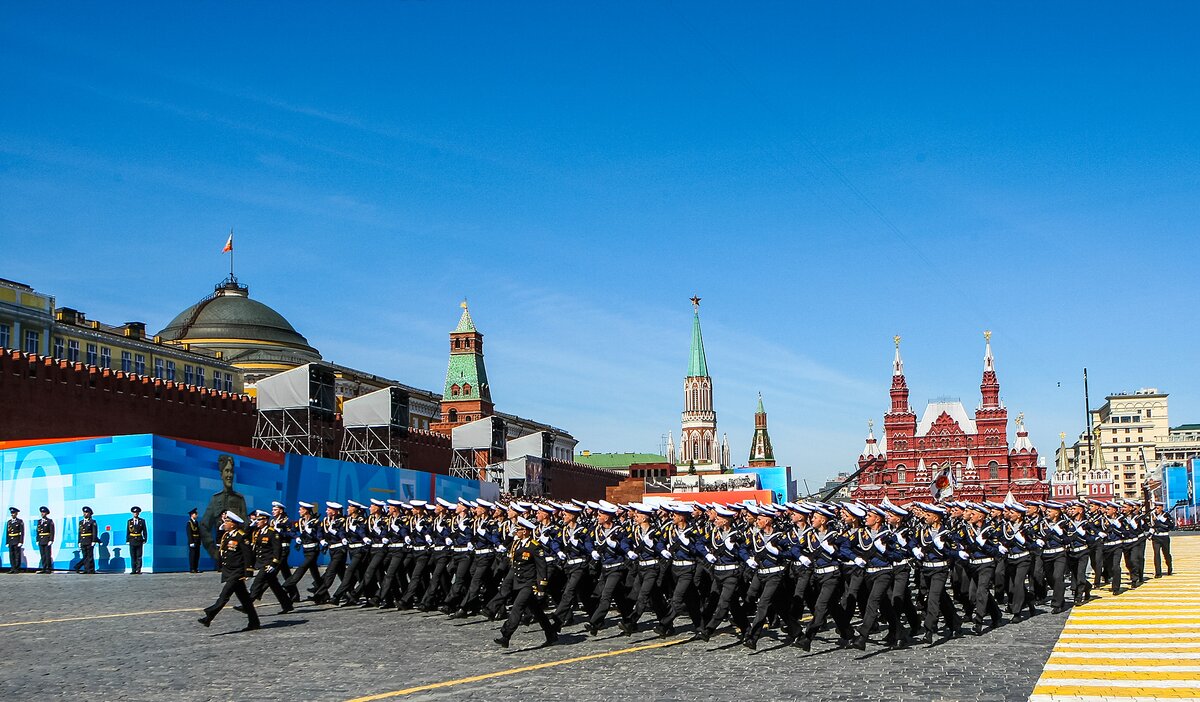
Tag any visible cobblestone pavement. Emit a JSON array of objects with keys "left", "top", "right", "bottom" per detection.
[
  {"left": 1029, "top": 534, "right": 1200, "bottom": 702},
  {"left": 0, "top": 568, "right": 1068, "bottom": 702}
]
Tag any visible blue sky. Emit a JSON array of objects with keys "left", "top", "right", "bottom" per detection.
[{"left": 2, "top": 3, "right": 1198, "bottom": 485}]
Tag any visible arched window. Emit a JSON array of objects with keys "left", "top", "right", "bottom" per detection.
[
  {"left": 451, "top": 384, "right": 460, "bottom": 397},
  {"left": 462, "top": 383, "right": 471, "bottom": 396},
  {"left": 692, "top": 387, "right": 699, "bottom": 410},
  {"left": 448, "top": 409, "right": 458, "bottom": 423},
  {"left": 896, "top": 464, "right": 907, "bottom": 483},
  {"left": 988, "top": 461, "right": 1000, "bottom": 480},
  {"left": 454, "top": 338, "right": 461, "bottom": 350},
  {"left": 692, "top": 441, "right": 699, "bottom": 459}
]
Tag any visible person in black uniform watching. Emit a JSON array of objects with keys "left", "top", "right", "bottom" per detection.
[
  {"left": 186, "top": 508, "right": 203, "bottom": 573},
  {"left": 35, "top": 506, "right": 55, "bottom": 573},
  {"left": 76, "top": 506, "right": 98, "bottom": 574},
  {"left": 1151, "top": 501, "right": 1174, "bottom": 578},
  {"left": 6, "top": 507, "right": 24, "bottom": 574},
  {"left": 197, "top": 511, "right": 260, "bottom": 631},
  {"left": 493, "top": 517, "right": 558, "bottom": 648},
  {"left": 127, "top": 506, "right": 148, "bottom": 574}
]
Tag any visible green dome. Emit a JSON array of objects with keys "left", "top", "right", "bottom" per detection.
[{"left": 157, "top": 280, "right": 321, "bottom": 365}]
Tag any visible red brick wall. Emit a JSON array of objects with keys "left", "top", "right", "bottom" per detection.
[
  {"left": 0, "top": 350, "right": 256, "bottom": 445},
  {"left": 542, "top": 459, "right": 623, "bottom": 501}
]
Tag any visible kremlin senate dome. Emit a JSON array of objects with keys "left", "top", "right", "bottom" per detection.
[{"left": 157, "top": 278, "right": 321, "bottom": 383}]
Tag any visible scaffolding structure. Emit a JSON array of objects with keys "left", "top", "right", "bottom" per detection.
[
  {"left": 253, "top": 363, "right": 338, "bottom": 456},
  {"left": 449, "top": 416, "right": 507, "bottom": 484},
  {"left": 339, "top": 386, "right": 410, "bottom": 467}
]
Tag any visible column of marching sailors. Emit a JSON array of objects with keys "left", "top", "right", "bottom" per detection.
[{"left": 193, "top": 495, "right": 1176, "bottom": 649}]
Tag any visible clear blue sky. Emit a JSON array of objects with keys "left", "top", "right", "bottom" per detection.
[{"left": 3, "top": 3, "right": 1198, "bottom": 485}]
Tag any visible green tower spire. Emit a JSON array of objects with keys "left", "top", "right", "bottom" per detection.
[{"left": 687, "top": 295, "right": 709, "bottom": 378}]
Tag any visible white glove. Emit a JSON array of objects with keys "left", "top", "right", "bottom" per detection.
[
  {"left": 874, "top": 540, "right": 886, "bottom": 554},
  {"left": 445, "top": 537, "right": 453, "bottom": 545},
  {"left": 293, "top": 539, "right": 301, "bottom": 547},
  {"left": 799, "top": 555, "right": 812, "bottom": 567},
  {"left": 765, "top": 543, "right": 779, "bottom": 556},
  {"left": 932, "top": 534, "right": 944, "bottom": 549},
  {"left": 912, "top": 547, "right": 924, "bottom": 560},
  {"left": 1075, "top": 526, "right": 1086, "bottom": 537},
  {"left": 557, "top": 552, "right": 567, "bottom": 561},
  {"left": 590, "top": 550, "right": 601, "bottom": 560},
  {"left": 363, "top": 538, "right": 372, "bottom": 545},
  {"left": 191, "top": 543, "right": 198, "bottom": 548},
  {"left": 320, "top": 539, "right": 328, "bottom": 547},
  {"left": 1014, "top": 533, "right": 1026, "bottom": 545},
  {"left": 605, "top": 538, "right": 617, "bottom": 548},
  {"left": 660, "top": 549, "right": 671, "bottom": 559},
  {"left": 341, "top": 538, "right": 348, "bottom": 546},
  {"left": 424, "top": 535, "right": 432, "bottom": 544},
  {"left": 895, "top": 535, "right": 908, "bottom": 548},
  {"left": 723, "top": 537, "right": 735, "bottom": 549},
  {"left": 998, "top": 545, "right": 1009, "bottom": 554},
  {"left": 957, "top": 550, "right": 970, "bottom": 560},
  {"left": 404, "top": 536, "right": 412, "bottom": 545},
  {"left": 746, "top": 557, "right": 759, "bottom": 569},
  {"left": 1098, "top": 532, "right": 1107, "bottom": 539},
  {"left": 705, "top": 553, "right": 717, "bottom": 564},
  {"left": 467, "top": 543, "right": 475, "bottom": 551},
  {"left": 381, "top": 538, "right": 389, "bottom": 545},
  {"left": 975, "top": 533, "right": 986, "bottom": 546},
  {"left": 677, "top": 530, "right": 690, "bottom": 546},
  {"left": 1035, "top": 539, "right": 1045, "bottom": 547},
  {"left": 853, "top": 557, "right": 867, "bottom": 567},
  {"left": 821, "top": 541, "right": 835, "bottom": 555},
  {"left": 626, "top": 550, "right": 637, "bottom": 560},
  {"left": 641, "top": 534, "right": 654, "bottom": 547},
  {"left": 476, "top": 525, "right": 486, "bottom": 536}
]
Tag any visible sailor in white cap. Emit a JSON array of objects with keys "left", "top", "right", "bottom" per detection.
[
  {"left": 436, "top": 500, "right": 476, "bottom": 614},
  {"left": 697, "top": 504, "right": 750, "bottom": 642},
  {"left": 283, "top": 501, "right": 324, "bottom": 599},
  {"left": 452, "top": 499, "right": 503, "bottom": 619},
  {"left": 411, "top": 498, "right": 453, "bottom": 610},
  {"left": 198, "top": 511, "right": 261, "bottom": 631},
  {"left": 792, "top": 503, "right": 854, "bottom": 651},
  {"left": 373, "top": 500, "right": 409, "bottom": 609},
  {"left": 618, "top": 503, "right": 666, "bottom": 636},
  {"left": 243, "top": 510, "right": 295, "bottom": 615},
  {"left": 346, "top": 499, "right": 391, "bottom": 607},
  {"left": 651, "top": 503, "right": 709, "bottom": 639},
  {"left": 880, "top": 503, "right": 922, "bottom": 643},
  {"left": 1151, "top": 499, "right": 1175, "bottom": 578},
  {"left": 585, "top": 501, "right": 631, "bottom": 636},
  {"left": 1036, "top": 500, "right": 1070, "bottom": 614},
  {"left": 331, "top": 500, "right": 370, "bottom": 605},
  {"left": 266, "top": 501, "right": 298, "bottom": 601},
  {"left": 909, "top": 502, "right": 962, "bottom": 644},
  {"left": 548, "top": 502, "right": 590, "bottom": 629},
  {"left": 959, "top": 502, "right": 1004, "bottom": 635},
  {"left": 310, "top": 502, "right": 348, "bottom": 605},
  {"left": 492, "top": 517, "right": 559, "bottom": 648},
  {"left": 999, "top": 500, "right": 1039, "bottom": 623}
]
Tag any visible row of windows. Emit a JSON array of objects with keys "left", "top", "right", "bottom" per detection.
[
  {"left": 449, "top": 383, "right": 472, "bottom": 396},
  {"left": 48, "top": 336, "right": 234, "bottom": 391},
  {"left": 0, "top": 324, "right": 41, "bottom": 354}
]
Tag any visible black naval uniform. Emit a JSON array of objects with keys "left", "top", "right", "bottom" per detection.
[
  {"left": 283, "top": 513, "right": 323, "bottom": 593},
  {"left": 76, "top": 514, "right": 98, "bottom": 574},
  {"left": 186, "top": 516, "right": 203, "bottom": 573},
  {"left": 127, "top": 514, "right": 148, "bottom": 574},
  {"left": 495, "top": 535, "right": 557, "bottom": 646},
  {"left": 199, "top": 526, "right": 260, "bottom": 630},
  {"left": 36, "top": 514, "right": 55, "bottom": 573},
  {"left": 312, "top": 513, "right": 348, "bottom": 604},
  {"left": 249, "top": 523, "right": 293, "bottom": 613},
  {"left": 271, "top": 511, "right": 298, "bottom": 598},
  {"left": 6, "top": 514, "right": 24, "bottom": 574},
  {"left": 1152, "top": 511, "right": 1175, "bottom": 577}
]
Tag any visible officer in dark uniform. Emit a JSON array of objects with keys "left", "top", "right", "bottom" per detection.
[
  {"left": 282, "top": 501, "right": 322, "bottom": 596},
  {"left": 197, "top": 511, "right": 260, "bottom": 631},
  {"left": 247, "top": 510, "right": 293, "bottom": 614},
  {"left": 126, "top": 506, "right": 148, "bottom": 574},
  {"left": 35, "top": 506, "right": 55, "bottom": 573},
  {"left": 493, "top": 517, "right": 558, "bottom": 648},
  {"left": 6, "top": 507, "right": 24, "bottom": 574},
  {"left": 76, "top": 506, "right": 98, "bottom": 574},
  {"left": 186, "top": 508, "right": 203, "bottom": 573}
]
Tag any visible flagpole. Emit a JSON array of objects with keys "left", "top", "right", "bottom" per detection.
[{"left": 229, "top": 227, "right": 235, "bottom": 281}]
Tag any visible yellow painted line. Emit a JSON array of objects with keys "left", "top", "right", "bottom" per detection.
[
  {"left": 1049, "top": 657, "right": 1200, "bottom": 667},
  {"left": 0, "top": 608, "right": 197, "bottom": 628},
  {"left": 345, "top": 637, "right": 691, "bottom": 701},
  {"left": 1057, "top": 637, "right": 1199, "bottom": 644},
  {"left": 1032, "top": 685, "right": 1200, "bottom": 699},
  {"left": 1040, "top": 670, "right": 1200, "bottom": 680}
]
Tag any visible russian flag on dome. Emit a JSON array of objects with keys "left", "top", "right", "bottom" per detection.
[{"left": 222, "top": 230, "right": 234, "bottom": 253}]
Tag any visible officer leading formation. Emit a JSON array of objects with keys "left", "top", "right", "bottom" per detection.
[{"left": 188, "top": 494, "right": 1176, "bottom": 649}]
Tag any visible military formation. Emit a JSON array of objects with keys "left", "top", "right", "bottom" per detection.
[
  {"left": 190, "top": 494, "right": 1178, "bottom": 648},
  {"left": 3, "top": 505, "right": 145, "bottom": 574}
]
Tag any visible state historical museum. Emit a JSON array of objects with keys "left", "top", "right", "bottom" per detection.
[{"left": 852, "top": 333, "right": 1047, "bottom": 504}]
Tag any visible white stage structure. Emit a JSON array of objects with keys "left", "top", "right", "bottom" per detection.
[
  {"left": 340, "top": 386, "right": 410, "bottom": 467},
  {"left": 253, "top": 363, "right": 338, "bottom": 456},
  {"left": 449, "top": 416, "right": 507, "bottom": 483}
]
